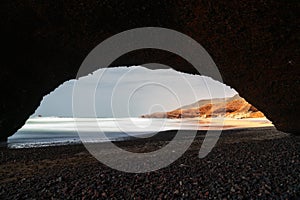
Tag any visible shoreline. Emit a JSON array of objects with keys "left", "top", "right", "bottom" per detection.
[
  {"left": 7, "top": 120, "right": 274, "bottom": 149},
  {"left": 0, "top": 127, "right": 299, "bottom": 199}
]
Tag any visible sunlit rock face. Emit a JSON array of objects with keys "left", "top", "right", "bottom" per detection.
[
  {"left": 141, "top": 95, "right": 265, "bottom": 119},
  {"left": 0, "top": 0, "right": 299, "bottom": 141}
]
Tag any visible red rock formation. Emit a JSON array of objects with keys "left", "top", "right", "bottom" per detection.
[{"left": 141, "top": 95, "right": 265, "bottom": 119}]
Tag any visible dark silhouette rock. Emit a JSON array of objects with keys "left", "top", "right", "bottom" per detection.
[{"left": 0, "top": 0, "right": 299, "bottom": 141}]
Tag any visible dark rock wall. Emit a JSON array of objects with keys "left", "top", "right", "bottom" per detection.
[{"left": 0, "top": 0, "right": 299, "bottom": 140}]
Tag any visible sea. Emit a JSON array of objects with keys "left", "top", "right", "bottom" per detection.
[{"left": 8, "top": 117, "right": 272, "bottom": 148}]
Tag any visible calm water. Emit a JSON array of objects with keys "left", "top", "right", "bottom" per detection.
[{"left": 8, "top": 117, "right": 272, "bottom": 148}]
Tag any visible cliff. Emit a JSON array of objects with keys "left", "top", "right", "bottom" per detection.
[{"left": 141, "top": 95, "right": 265, "bottom": 119}]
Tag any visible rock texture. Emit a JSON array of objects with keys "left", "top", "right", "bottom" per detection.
[
  {"left": 0, "top": 128, "right": 299, "bottom": 199},
  {"left": 141, "top": 95, "right": 265, "bottom": 119},
  {"left": 0, "top": 0, "right": 299, "bottom": 141}
]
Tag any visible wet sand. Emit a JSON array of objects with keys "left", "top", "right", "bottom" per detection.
[{"left": 0, "top": 127, "right": 299, "bottom": 199}]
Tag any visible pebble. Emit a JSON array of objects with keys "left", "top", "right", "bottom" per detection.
[{"left": 0, "top": 128, "right": 299, "bottom": 199}]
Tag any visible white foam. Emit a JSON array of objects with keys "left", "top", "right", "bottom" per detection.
[{"left": 8, "top": 117, "right": 272, "bottom": 148}]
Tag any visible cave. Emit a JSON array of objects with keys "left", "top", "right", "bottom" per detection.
[{"left": 0, "top": 0, "right": 299, "bottom": 142}]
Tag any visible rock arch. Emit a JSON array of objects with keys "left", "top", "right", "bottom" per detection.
[{"left": 0, "top": 0, "right": 299, "bottom": 141}]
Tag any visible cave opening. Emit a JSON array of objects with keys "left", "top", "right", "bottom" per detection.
[{"left": 8, "top": 66, "right": 273, "bottom": 148}]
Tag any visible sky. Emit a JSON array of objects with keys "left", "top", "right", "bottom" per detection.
[{"left": 33, "top": 66, "right": 237, "bottom": 118}]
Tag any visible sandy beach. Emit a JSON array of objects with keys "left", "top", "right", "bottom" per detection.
[{"left": 0, "top": 127, "right": 299, "bottom": 199}]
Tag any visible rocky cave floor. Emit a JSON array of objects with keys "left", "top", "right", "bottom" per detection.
[{"left": 0, "top": 127, "right": 299, "bottom": 199}]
